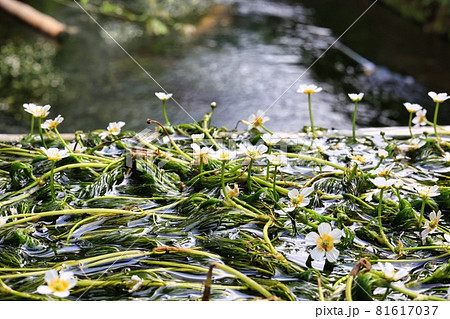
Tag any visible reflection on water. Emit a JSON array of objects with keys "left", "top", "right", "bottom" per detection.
[{"left": 0, "top": 0, "right": 449, "bottom": 133}]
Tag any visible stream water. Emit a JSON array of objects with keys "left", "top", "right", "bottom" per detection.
[{"left": 1, "top": 0, "right": 449, "bottom": 133}]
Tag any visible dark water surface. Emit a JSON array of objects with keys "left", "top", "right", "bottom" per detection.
[{"left": 1, "top": 0, "right": 449, "bottom": 133}]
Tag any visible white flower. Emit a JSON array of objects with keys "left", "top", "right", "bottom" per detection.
[
  {"left": 155, "top": 92, "right": 173, "bottom": 101},
  {"left": 445, "top": 233, "right": 450, "bottom": 243},
  {"left": 421, "top": 211, "right": 442, "bottom": 242},
  {"left": 127, "top": 275, "right": 144, "bottom": 293},
  {"left": 414, "top": 185, "right": 440, "bottom": 198},
  {"left": 191, "top": 133, "right": 205, "bottom": 142},
  {"left": 351, "top": 154, "right": 367, "bottom": 165},
  {"left": 41, "top": 115, "right": 64, "bottom": 130},
  {"left": 305, "top": 223, "right": 343, "bottom": 262},
  {"left": 297, "top": 84, "right": 322, "bottom": 94},
  {"left": 214, "top": 148, "right": 235, "bottom": 162},
  {"left": 348, "top": 93, "right": 364, "bottom": 102},
  {"left": 0, "top": 215, "right": 8, "bottom": 227},
  {"left": 403, "top": 102, "right": 422, "bottom": 113},
  {"left": 37, "top": 269, "right": 77, "bottom": 298},
  {"left": 312, "top": 140, "right": 329, "bottom": 153},
  {"left": 412, "top": 109, "right": 427, "bottom": 126},
  {"left": 370, "top": 177, "right": 396, "bottom": 189},
  {"left": 224, "top": 184, "right": 240, "bottom": 198},
  {"left": 23, "top": 103, "right": 51, "bottom": 118},
  {"left": 377, "top": 149, "right": 388, "bottom": 159},
  {"left": 246, "top": 110, "right": 270, "bottom": 130},
  {"left": 375, "top": 262, "right": 408, "bottom": 281},
  {"left": 285, "top": 187, "right": 314, "bottom": 212},
  {"left": 99, "top": 121, "right": 125, "bottom": 139},
  {"left": 261, "top": 133, "right": 281, "bottom": 146},
  {"left": 66, "top": 142, "right": 86, "bottom": 153},
  {"left": 370, "top": 164, "right": 394, "bottom": 177},
  {"left": 191, "top": 143, "right": 213, "bottom": 166},
  {"left": 239, "top": 144, "right": 268, "bottom": 160},
  {"left": 267, "top": 154, "right": 287, "bottom": 166},
  {"left": 41, "top": 147, "right": 70, "bottom": 162},
  {"left": 428, "top": 91, "right": 450, "bottom": 103}
]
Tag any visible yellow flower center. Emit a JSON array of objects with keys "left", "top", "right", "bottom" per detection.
[
  {"left": 303, "top": 89, "right": 315, "bottom": 94},
  {"left": 291, "top": 195, "right": 304, "bottom": 206},
  {"left": 49, "top": 278, "right": 70, "bottom": 293},
  {"left": 378, "top": 170, "right": 390, "bottom": 177},
  {"left": 352, "top": 155, "right": 366, "bottom": 164},
  {"left": 317, "top": 234, "right": 334, "bottom": 252},
  {"left": 253, "top": 117, "right": 264, "bottom": 127}
]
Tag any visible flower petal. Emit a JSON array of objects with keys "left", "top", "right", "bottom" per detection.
[
  {"left": 44, "top": 269, "right": 58, "bottom": 283},
  {"left": 37, "top": 285, "right": 53, "bottom": 295},
  {"left": 317, "top": 223, "right": 331, "bottom": 236},
  {"left": 330, "top": 229, "right": 344, "bottom": 242},
  {"left": 305, "top": 232, "right": 320, "bottom": 245},
  {"left": 325, "top": 247, "right": 340, "bottom": 263},
  {"left": 310, "top": 247, "right": 325, "bottom": 261}
]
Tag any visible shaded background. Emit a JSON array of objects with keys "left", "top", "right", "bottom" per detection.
[{"left": 1, "top": 0, "right": 449, "bottom": 133}]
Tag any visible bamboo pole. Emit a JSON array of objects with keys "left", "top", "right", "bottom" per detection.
[{"left": 0, "top": 0, "right": 67, "bottom": 37}]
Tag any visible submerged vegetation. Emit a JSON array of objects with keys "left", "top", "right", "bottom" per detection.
[{"left": 0, "top": 89, "right": 449, "bottom": 301}]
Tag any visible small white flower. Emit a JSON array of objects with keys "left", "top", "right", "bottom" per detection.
[
  {"left": 246, "top": 110, "right": 270, "bottom": 130},
  {"left": 41, "top": 147, "right": 70, "bottom": 162},
  {"left": 414, "top": 185, "right": 440, "bottom": 198},
  {"left": 37, "top": 269, "right": 77, "bottom": 298},
  {"left": 191, "top": 133, "right": 205, "bottom": 142},
  {"left": 127, "top": 275, "right": 144, "bottom": 293},
  {"left": 155, "top": 92, "right": 173, "bottom": 101},
  {"left": 285, "top": 187, "right": 314, "bottom": 212},
  {"left": 403, "top": 102, "right": 422, "bottom": 113},
  {"left": 428, "top": 91, "right": 450, "bottom": 103},
  {"left": 41, "top": 115, "right": 64, "bottom": 130},
  {"left": 224, "top": 184, "right": 240, "bottom": 198},
  {"left": 375, "top": 262, "right": 408, "bottom": 281},
  {"left": 214, "top": 148, "right": 235, "bottom": 162},
  {"left": 348, "top": 93, "right": 364, "bottom": 102},
  {"left": 378, "top": 149, "right": 388, "bottom": 159},
  {"left": 444, "top": 233, "right": 450, "bottom": 243},
  {"left": 412, "top": 109, "right": 427, "bottom": 127},
  {"left": 370, "top": 164, "right": 395, "bottom": 177},
  {"left": 99, "top": 121, "right": 125, "bottom": 139},
  {"left": 352, "top": 154, "right": 367, "bottom": 165},
  {"left": 421, "top": 211, "right": 442, "bottom": 242},
  {"left": 312, "top": 140, "right": 329, "bottom": 153},
  {"left": 23, "top": 103, "right": 51, "bottom": 118},
  {"left": 267, "top": 154, "right": 288, "bottom": 167},
  {"left": 370, "top": 177, "right": 396, "bottom": 189},
  {"left": 0, "top": 215, "right": 8, "bottom": 227},
  {"left": 297, "top": 84, "right": 322, "bottom": 94},
  {"left": 191, "top": 143, "right": 213, "bottom": 166},
  {"left": 261, "top": 133, "right": 281, "bottom": 146},
  {"left": 239, "top": 144, "right": 268, "bottom": 160},
  {"left": 66, "top": 142, "right": 86, "bottom": 153},
  {"left": 305, "top": 223, "right": 343, "bottom": 262}
]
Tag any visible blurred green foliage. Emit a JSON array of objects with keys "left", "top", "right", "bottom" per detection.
[
  {"left": 0, "top": 40, "right": 64, "bottom": 111},
  {"left": 67, "top": 0, "right": 213, "bottom": 36},
  {"left": 381, "top": 0, "right": 450, "bottom": 39}
]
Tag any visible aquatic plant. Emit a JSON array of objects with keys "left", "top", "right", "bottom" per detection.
[{"left": 0, "top": 89, "right": 449, "bottom": 301}]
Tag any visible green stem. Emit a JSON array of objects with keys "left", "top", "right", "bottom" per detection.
[
  {"left": 30, "top": 116, "right": 34, "bottom": 135},
  {"left": 419, "top": 199, "right": 426, "bottom": 227},
  {"left": 378, "top": 189, "right": 395, "bottom": 252},
  {"left": 260, "top": 124, "right": 273, "bottom": 135},
  {"left": 55, "top": 128, "right": 71, "bottom": 152},
  {"left": 211, "top": 263, "right": 273, "bottom": 299},
  {"left": 408, "top": 112, "right": 413, "bottom": 138},
  {"left": 162, "top": 100, "right": 171, "bottom": 126},
  {"left": 38, "top": 117, "right": 47, "bottom": 148},
  {"left": 433, "top": 101, "right": 440, "bottom": 139},
  {"left": 352, "top": 101, "right": 358, "bottom": 142},
  {"left": 50, "top": 161, "right": 56, "bottom": 200},
  {"left": 307, "top": 93, "right": 315, "bottom": 137},
  {"left": 272, "top": 165, "right": 278, "bottom": 197},
  {"left": 389, "top": 283, "right": 447, "bottom": 301},
  {"left": 345, "top": 275, "right": 353, "bottom": 301},
  {"left": 247, "top": 159, "right": 254, "bottom": 192},
  {"left": 221, "top": 161, "right": 228, "bottom": 200}
]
